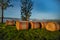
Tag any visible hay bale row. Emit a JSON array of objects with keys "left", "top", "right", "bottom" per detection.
[
  {"left": 16, "top": 21, "right": 42, "bottom": 30},
  {"left": 16, "top": 21, "right": 60, "bottom": 31},
  {"left": 5, "top": 20, "right": 60, "bottom": 31}
]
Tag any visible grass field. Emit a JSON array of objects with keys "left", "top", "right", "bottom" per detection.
[{"left": 0, "top": 23, "right": 60, "bottom": 40}]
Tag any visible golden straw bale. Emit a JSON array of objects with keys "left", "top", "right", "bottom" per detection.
[
  {"left": 30, "top": 21, "right": 41, "bottom": 29},
  {"left": 46, "top": 22, "right": 60, "bottom": 31},
  {"left": 41, "top": 22, "right": 47, "bottom": 29},
  {"left": 6, "top": 20, "right": 15, "bottom": 26},
  {"left": 16, "top": 21, "right": 29, "bottom": 30}
]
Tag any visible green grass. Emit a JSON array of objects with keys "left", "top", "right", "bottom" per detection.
[{"left": 0, "top": 23, "right": 60, "bottom": 40}]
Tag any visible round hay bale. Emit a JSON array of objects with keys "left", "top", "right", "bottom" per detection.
[
  {"left": 30, "top": 21, "right": 41, "bottom": 29},
  {"left": 16, "top": 21, "right": 29, "bottom": 30},
  {"left": 16, "top": 21, "right": 20, "bottom": 30},
  {"left": 46, "top": 22, "right": 60, "bottom": 31},
  {"left": 59, "top": 24, "right": 60, "bottom": 30},
  {"left": 6, "top": 20, "right": 15, "bottom": 26},
  {"left": 58, "top": 22, "right": 60, "bottom": 30},
  {"left": 41, "top": 22, "right": 47, "bottom": 29}
]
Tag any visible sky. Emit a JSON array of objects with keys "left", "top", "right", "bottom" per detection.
[{"left": 0, "top": 0, "right": 60, "bottom": 20}]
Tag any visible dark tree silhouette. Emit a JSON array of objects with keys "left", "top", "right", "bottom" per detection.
[
  {"left": 0, "top": 0, "right": 13, "bottom": 23},
  {"left": 20, "top": 0, "right": 33, "bottom": 21}
]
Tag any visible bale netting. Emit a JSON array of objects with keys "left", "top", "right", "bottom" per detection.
[
  {"left": 30, "top": 21, "right": 41, "bottom": 29},
  {"left": 46, "top": 22, "right": 60, "bottom": 31},
  {"left": 16, "top": 21, "right": 29, "bottom": 30},
  {"left": 6, "top": 20, "right": 15, "bottom": 26}
]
